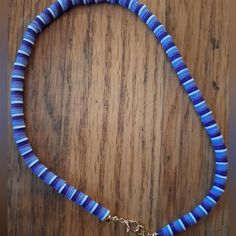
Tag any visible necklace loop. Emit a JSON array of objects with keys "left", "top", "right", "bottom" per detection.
[{"left": 11, "top": 0, "right": 228, "bottom": 235}]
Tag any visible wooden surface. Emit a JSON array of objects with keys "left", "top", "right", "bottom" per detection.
[{"left": 8, "top": 1, "right": 229, "bottom": 235}]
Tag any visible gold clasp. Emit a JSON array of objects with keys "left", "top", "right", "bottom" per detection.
[{"left": 105, "top": 215, "right": 158, "bottom": 236}]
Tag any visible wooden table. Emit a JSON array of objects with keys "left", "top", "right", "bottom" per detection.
[{"left": 8, "top": 0, "right": 229, "bottom": 235}]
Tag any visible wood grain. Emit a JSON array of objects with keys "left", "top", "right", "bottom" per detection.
[{"left": 8, "top": 0, "right": 229, "bottom": 235}]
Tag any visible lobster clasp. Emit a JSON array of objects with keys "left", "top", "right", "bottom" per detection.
[{"left": 105, "top": 215, "right": 158, "bottom": 236}]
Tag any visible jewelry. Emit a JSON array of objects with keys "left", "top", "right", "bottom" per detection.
[{"left": 11, "top": 0, "right": 228, "bottom": 235}]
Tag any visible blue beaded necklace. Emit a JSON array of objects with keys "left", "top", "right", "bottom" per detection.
[{"left": 11, "top": 0, "right": 228, "bottom": 235}]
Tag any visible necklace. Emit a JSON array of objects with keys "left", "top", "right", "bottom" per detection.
[{"left": 11, "top": 0, "right": 228, "bottom": 235}]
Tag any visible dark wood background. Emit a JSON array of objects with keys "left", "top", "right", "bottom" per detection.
[{"left": 8, "top": 0, "right": 229, "bottom": 235}]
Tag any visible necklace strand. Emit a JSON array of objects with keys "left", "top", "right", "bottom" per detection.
[{"left": 11, "top": 0, "right": 228, "bottom": 235}]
